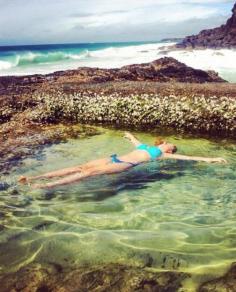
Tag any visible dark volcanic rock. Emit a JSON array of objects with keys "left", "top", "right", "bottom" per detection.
[
  {"left": 0, "top": 57, "right": 225, "bottom": 93},
  {"left": 118, "top": 57, "right": 225, "bottom": 83},
  {"left": 177, "top": 2, "right": 236, "bottom": 48}
]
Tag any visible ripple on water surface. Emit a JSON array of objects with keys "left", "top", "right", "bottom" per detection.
[{"left": 0, "top": 128, "right": 236, "bottom": 286}]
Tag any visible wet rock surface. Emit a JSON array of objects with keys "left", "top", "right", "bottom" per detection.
[
  {"left": 199, "top": 262, "right": 236, "bottom": 292},
  {"left": 0, "top": 263, "right": 190, "bottom": 292},
  {"left": 177, "top": 2, "right": 236, "bottom": 48}
]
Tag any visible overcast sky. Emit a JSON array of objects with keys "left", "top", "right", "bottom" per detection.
[{"left": 0, "top": 0, "right": 235, "bottom": 45}]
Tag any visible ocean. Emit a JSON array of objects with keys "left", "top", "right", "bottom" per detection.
[{"left": 0, "top": 41, "right": 236, "bottom": 82}]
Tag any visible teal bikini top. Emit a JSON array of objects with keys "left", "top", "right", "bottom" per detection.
[{"left": 136, "top": 144, "right": 163, "bottom": 160}]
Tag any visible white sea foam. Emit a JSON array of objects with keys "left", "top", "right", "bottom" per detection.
[
  {"left": 68, "top": 50, "right": 90, "bottom": 60},
  {"left": 166, "top": 48, "right": 236, "bottom": 83},
  {"left": 0, "top": 42, "right": 236, "bottom": 82},
  {"left": 0, "top": 60, "right": 13, "bottom": 70}
]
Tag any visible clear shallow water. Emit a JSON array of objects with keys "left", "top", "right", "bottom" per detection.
[
  {"left": 0, "top": 41, "right": 236, "bottom": 83},
  {"left": 0, "top": 128, "right": 236, "bottom": 289}
]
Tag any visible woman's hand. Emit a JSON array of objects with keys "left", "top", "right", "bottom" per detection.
[
  {"left": 124, "top": 132, "right": 133, "bottom": 140},
  {"left": 124, "top": 132, "right": 142, "bottom": 147},
  {"left": 163, "top": 153, "right": 228, "bottom": 164},
  {"left": 209, "top": 157, "right": 228, "bottom": 164}
]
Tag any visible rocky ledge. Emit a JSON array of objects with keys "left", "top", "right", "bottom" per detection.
[
  {"left": 0, "top": 57, "right": 224, "bottom": 125},
  {"left": 0, "top": 57, "right": 225, "bottom": 95},
  {"left": 0, "top": 57, "right": 235, "bottom": 172},
  {"left": 177, "top": 2, "right": 236, "bottom": 48}
]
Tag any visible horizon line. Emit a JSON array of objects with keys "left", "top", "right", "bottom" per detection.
[{"left": 0, "top": 38, "right": 183, "bottom": 49}]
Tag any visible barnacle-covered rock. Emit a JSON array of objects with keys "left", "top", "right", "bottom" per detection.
[{"left": 29, "top": 91, "right": 236, "bottom": 137}]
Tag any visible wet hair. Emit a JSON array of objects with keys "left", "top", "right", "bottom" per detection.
[
  {"left": 154, "top": 137, "right": 177, "bottom": 154},
  {"left": 154, "top": 138, "right": 165, "bottom": 146},
  {"left": 172, "top": 145, "right": 177, "bottom": 153}
]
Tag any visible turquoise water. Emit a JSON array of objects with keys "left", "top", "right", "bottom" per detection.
[
  {"left": 0, "top": 41, "right": 161, "bottom": 75},
  {"left": 0, "top": 128, "right": 236, "bottom": 289}
]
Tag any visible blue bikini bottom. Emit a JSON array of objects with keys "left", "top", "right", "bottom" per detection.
[{"left": 110, "top": 154, "right": 138, "bottom": 167}]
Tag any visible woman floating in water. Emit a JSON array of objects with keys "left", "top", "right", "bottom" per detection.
[{"left": 19, "top": 132, "right": 227, "bottom": 189}]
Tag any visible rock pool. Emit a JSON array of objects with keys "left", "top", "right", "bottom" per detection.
[{"left": 0, "top": 127, "right": 236, "bottom": 290}]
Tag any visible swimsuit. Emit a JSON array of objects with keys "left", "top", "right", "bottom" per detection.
[
  {"left": 136, "top": 144, "right": 163, "bottom": 160},
  {"left": 110, "top": 144, "right": 162, "bottom": 166},
  {"left": 110, "top": 154, "right": 138, "bottom": 167}
]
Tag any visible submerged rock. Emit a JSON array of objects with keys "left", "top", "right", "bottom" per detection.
[
  {"left": 2, "top": 261, "right": 236, "bottom": 291},
  {"left": 0, "top": 263, "right": 190, "bottom": 292},
  {"left": 199, "top": 262, "right": 236, "bottom": 291},
  {"left": 0, "top": 122, "right": 100, "bottom": 172},
  {"left": 177, "top": 2, "right": 236, "bottom": 49}
]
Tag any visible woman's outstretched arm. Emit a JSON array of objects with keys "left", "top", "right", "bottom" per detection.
[
  {"left": 124, "top": 132, "right": 142, "bottom": 147},
  {"left": 162, "top": 153, "right": 227, "bottom": 163}
]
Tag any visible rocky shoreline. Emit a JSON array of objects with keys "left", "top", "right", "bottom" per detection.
[
  {"left": 177, "top": 2, "right": 236, "bottom": 49},
  {"left": 0, "top": 57, "right": 226, "bottom": 126},
  {"left": 0, "top": 57, "right": 236, "bottom": 171}
]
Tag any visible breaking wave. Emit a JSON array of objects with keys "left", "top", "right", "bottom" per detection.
[
  {"left": 0, "top": 49, "right": 90, "bottom": 70},
  {"left": 0, "top": 42, "right": 236, "bottom": 82}
]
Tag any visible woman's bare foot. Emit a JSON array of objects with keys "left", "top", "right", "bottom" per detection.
[{"left": 18, "top": 176, "right": 29, "bottom": 184}]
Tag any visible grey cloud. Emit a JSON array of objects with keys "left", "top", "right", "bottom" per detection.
[
  {"left": 70, "top": 10, "right": 129, "bottom": 18},
  {"left": 69, "top": 14, "right": 228, "bottom": 42},
  {"left": 0, "top": 0, "right": 234, "bottom": 45},
  {"left": 69, "top": 12, "right": 95, "bottom": 18}
]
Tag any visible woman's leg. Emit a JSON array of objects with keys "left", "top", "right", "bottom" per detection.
[
  {"left": 19, "top": 165, "right": 82, "bottom": 183},
  {"left": 32, "top": 162, "right": 132, "bottom": 189},
  {"left": 78, "top": 158, "right": 110, "bottom": 169},
  {"left": 19, "top": 158, "right": 110, "bottom": 184}
]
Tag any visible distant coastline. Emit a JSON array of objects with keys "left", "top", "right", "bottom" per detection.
[
  {"left": 160, "top": 38, "right": 183, "bottom": 42},
  {"left": 177, "top": 2, "right": 236, "bottom": 48}
]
